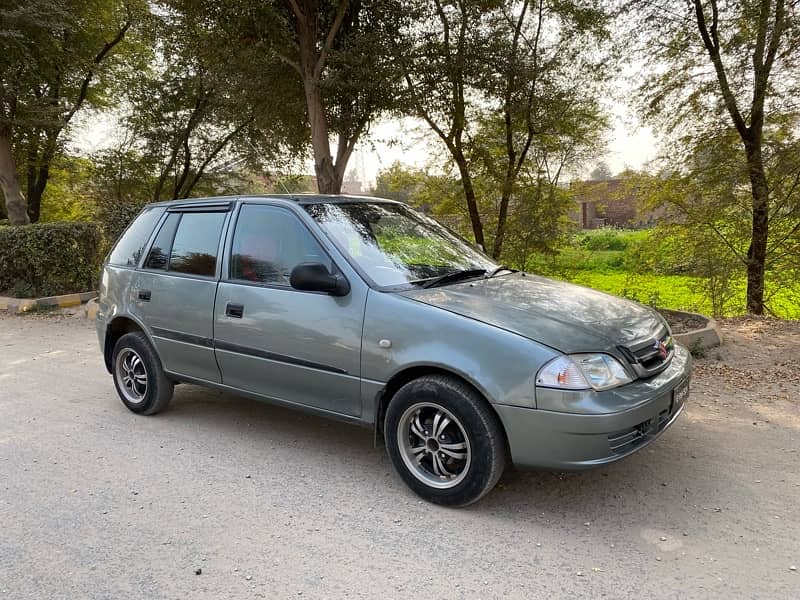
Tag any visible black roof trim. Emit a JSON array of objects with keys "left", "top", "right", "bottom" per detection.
[{"left": 147, "top": 194, "right": 401, "bottom": 210}]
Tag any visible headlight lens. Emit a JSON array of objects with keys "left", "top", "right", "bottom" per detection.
[{"left": 537, "top": 354, "right": 633, "bottom": 391}]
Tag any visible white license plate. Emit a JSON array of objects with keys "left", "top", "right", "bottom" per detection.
[{"left": 673, "top": 380, "right": 690, "bottom": 409}]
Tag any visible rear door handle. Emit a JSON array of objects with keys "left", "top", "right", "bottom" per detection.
[
  {"left": 226, "top": 303, "right": 244, "bottom": 318},
  {"left": 137, "top": 289, "right": 151, "bottom": 301}
]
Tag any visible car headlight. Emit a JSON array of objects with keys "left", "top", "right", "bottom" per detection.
[{"left": 536, "top": 354, "right": 633, "bottom": 391}]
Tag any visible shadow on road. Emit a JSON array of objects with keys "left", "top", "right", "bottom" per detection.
[{"left": 156, "top": 383, "right": 745, "bottom": 522}]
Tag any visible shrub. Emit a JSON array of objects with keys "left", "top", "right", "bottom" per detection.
[
  {"left": 579, "top": 229, "right": 632, "bottom": 251},
  {"left": 0, "top": 222, "right": 102, "bottom": 297},
  {"left": 97, "top": 200, "right": 146, "bottom": 244}
]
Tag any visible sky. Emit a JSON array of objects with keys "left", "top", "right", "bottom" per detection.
[
  {"left": 348, "top": 105, "right": 658, "bottom": 187},
  {"left": 73, "top": 99, "right": 659, "bottom": 189}
]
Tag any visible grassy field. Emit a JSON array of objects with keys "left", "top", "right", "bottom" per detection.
[{"left": 525, "top": 229, "right": 800, "bottom": 319}]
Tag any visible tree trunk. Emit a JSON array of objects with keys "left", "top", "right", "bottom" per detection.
[
  {"left": 26, "top": 164, "right": 49, "bottom": 223},
  {"left": 0, "top": 126, "right": 30, "bottom": 225},
  {"left": 744, "top": 141, "right": 769, "bottom": 315},
  {"left": 305, "top": 82, "right": 339, "bottom": 194},
  {"left": 452, "top": 154, "right": 485, "bottom": 248},
  {"left": 492, "top": 171, "right": 515, "bottom": 258}
]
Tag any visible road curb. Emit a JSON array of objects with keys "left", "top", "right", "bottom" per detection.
[
  {"left": 0, "top": 291, "right": 97, "bottom": 314},
  {"left": 665, "top": 309, "right": 723, "bottom": 350},
  {"left": 85, "top": 298, "right": 99, "bottom": 320}
]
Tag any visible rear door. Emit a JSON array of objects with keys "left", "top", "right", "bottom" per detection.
[
  {"left": 130, "top": 204, "right": 231, "bottom": 383},
  {"left": 213, "top": 201, "right": 367, "bottom": 417}
]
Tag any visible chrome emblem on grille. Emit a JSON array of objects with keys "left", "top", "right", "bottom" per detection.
[{"left": 655, "top": 340, "right": 668, "bottom": 360}]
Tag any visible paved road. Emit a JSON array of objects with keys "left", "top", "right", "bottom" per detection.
[{"left": 1, "top": 313, "right": 798, "bottom": 599}]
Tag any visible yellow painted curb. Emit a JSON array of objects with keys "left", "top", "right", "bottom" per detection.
[
  {"left": 85, "top": 299, "right": 99, "bottom": 321},
  {"left": 0, "top": 291, "right": 97, "bottom": 314}
]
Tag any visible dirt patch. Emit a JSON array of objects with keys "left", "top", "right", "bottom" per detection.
[
  {"left": 691, "top": 316, "right": 800, "bottom": 407},
  {"left": 659, "top": 308, "right": 708, "bottom": 334}
]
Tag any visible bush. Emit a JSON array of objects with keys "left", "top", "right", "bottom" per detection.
[
  {"left": 95, "top": 199, "right": 147, "bottom": 253},
  {"left": 0, "top": 222, "right": 102, "bottom": 297},
  {"left": 579, "top": 229, "right": 632, "bottom": 251}
]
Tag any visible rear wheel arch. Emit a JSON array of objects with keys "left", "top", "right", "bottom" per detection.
[{"left": 104, "top": 316, "right": 147, "bottom": 373}]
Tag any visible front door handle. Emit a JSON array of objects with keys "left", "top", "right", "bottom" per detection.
[
  {"left": 137, "top": 289, "right": 151, "bottom": 301},
  {"left": 226, "top": 303, "right": 244, "bottom": 318}
]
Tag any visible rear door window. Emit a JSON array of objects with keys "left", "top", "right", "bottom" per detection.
[
  {"left": 144, "top": 213, "right": 180, "bottom": 270},
  {"left": 169, "top": 212, "right": 226, "bottom": 277},
  {"left": 108, "top": 206, "right": 165, "bottom": 267}
]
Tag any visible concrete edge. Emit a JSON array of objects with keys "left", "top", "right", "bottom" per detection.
[
  {"left": 85, "top": 298, "right": 99, "bottom": 321},
  {"left": 668, "top": 309, "right": 723, "bottom": 351},
  {"left": 0, "top": 291, "right": 97, "bottom": 314}
]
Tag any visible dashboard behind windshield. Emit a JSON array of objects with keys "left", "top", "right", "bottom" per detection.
[{"left": 304, "top": 202, "right": 497, "bottom": 288}]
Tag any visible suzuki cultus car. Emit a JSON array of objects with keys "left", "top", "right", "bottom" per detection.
[{"left": 97, "top": 195, "right": 691, "bottom": 506}]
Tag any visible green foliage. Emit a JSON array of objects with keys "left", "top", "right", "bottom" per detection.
[
  {"left": 624, "top": 0, "right": 800, "bottom": 314},
  {"left": 579, "top": 229, "right": 644, "bottom": 252},
  {"left": 0, "top": 222, "right": 102, "bottom": 297},
  {"left": 525, "top": 227, "right": 800, "bottom": 319},
  {"left": 372, "top": 163, "right": 429, "bottom": 204},
  {"left": 1, "top": 0, "right": 150, "bottom": 221},
  {"left": 38, "top": 155, "right": 97, "bottom": 222},
  {"left": 394, "top": 0, "right": 610, "bottom": 253}
]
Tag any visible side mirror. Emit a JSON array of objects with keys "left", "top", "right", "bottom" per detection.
[{"left": 290, "top": 263, "right": 350, "bottom": 297}]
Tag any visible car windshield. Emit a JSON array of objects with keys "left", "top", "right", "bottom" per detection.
[{"left": 304, "top": 202, "right": 498, "bottom": 288}]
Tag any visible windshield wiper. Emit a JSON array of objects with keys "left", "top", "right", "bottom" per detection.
[
  {"left": 420, "top": 268, "right": 487, "bottom": 289},
  {"left": 485, "top": 265, "right": 515, "bottom": 278}
]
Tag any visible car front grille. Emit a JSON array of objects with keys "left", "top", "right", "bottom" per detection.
[
  {"left": 618, "top": 330, "right": 675, "bottom": 378},
  {"left": 607, "top": 403, "right": 675, "bottom": 455}
]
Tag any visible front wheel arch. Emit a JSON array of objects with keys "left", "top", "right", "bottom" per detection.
[
  {"left": 374, "top": 366, "right": 505, "bottom": 447},
  {"left": 383, "top": 373, "right": 508, "bottom": 506}
]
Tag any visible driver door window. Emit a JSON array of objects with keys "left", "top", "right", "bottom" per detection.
[{"left": 230, "top": 205, "right": 332, "bottom": 286}]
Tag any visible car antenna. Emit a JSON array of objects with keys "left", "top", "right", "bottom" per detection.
[{"left": 274, "top": 176, "right": 299, "bottom": 201}]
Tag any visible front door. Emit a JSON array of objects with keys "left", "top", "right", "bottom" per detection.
[{"left": 213, "top": 203, "right": 366, "bottom": 417}]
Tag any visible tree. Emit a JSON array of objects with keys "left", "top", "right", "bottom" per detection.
[
  {"left": 626, "top": 0, "right": 800, "bottom": 314},
  {"left": 371, "top": 162, "right": 429, "bottom": 204},
  {"left": 395, "top": 0, "right": 609, "bottom": 256},
  {"left": 204, "top": 0, "right": 407, "bottom": 194},
  {"left": 0, "top": 0, "right": 144, "bottom": 224},
  {"left": 126, "top": 2, "right": 307, "bottom": 202},
  {"left": 590, "top": 161, "right": 613, "bottom": 181}
]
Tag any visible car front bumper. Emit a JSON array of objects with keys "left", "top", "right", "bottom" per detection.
[{"left": 495, "top": 344, "right": 692, "bottom": 470}]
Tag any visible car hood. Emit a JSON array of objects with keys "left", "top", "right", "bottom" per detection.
[{"left": 399, "top": 272, "right": 666, "bottom": 354}]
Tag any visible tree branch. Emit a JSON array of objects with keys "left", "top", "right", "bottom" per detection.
[
  {"left": 692, "top": 0, "right": 748, "bottom": 138},
  {"left": 63, "top": 16, "right": 131, "bottom": 125},
  {"left": 183, "top": 118, "right": 253, "bottom": 198},
  {"left": 287, "top": 0, "right": 305, "bottom": 23},
  {"left": 314, "top": 0, "right": 349, "bottom": 82},
  {"left": 275, "top": 50, "right": 302, "bottom": 75}
]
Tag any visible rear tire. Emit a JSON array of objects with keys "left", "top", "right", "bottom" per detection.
[
  {"left": 385, "top": 374, "right": 506, "bottom": 507},
  {"left": 112, "top": 332, "right": 174, "bottom": 415}
]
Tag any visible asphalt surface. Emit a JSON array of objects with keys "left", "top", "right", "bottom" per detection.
[{"left": 1, "top": 312, "right": 798, "bottom": 599}]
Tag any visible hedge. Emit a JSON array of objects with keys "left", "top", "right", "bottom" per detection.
[{"left": 0, "top": 222, "right": 102, "bottom": 298}]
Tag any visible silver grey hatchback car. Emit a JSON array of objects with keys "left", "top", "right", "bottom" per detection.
[{"left": 96, "top": 195, "right": 692, "bottom": 506}]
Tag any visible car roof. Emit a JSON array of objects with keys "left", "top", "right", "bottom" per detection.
[{"left": 147, "top": 194, "right": 401, "bottom": 209}]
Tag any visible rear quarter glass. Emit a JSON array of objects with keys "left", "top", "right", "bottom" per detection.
[{"left": 108, "top": 206, "right": 166, "bottom": 267}]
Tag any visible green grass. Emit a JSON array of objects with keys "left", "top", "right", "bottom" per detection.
[
  {"left": 567, "top": 271, "right": 710, "bottom": 313},
  {"left": 523, "top": 229, "right": 800, "bottom": 319}
]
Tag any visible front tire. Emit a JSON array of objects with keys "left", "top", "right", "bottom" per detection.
[
  {"left": 112, "top": 332, "right": 174, "bottom": 415},
  {"left": 385, "top": 375, "right": 506, "bottom": 507}
]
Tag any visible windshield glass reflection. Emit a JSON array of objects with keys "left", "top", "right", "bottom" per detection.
[{"left": 304, "top": 202, "right": 497, "bottom": 288}]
